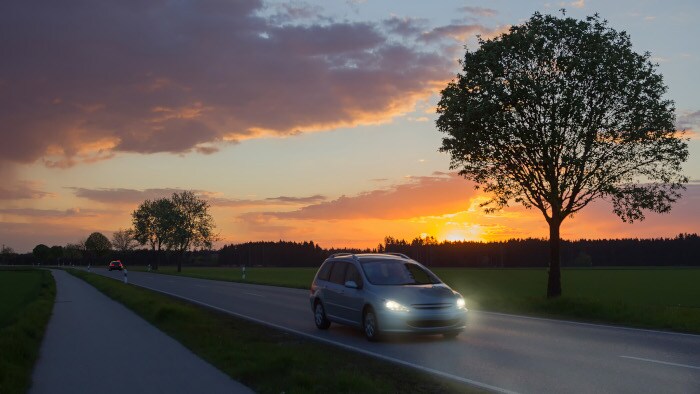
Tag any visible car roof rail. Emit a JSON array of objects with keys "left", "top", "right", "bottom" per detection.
[
  {"left": 385, "top": 252, "right": 410, "bottom": 259},
  {"left": 329, "top": 252, "right": 360, "bottom": 262}
]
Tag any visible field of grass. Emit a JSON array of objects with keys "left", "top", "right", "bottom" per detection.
[
  {"left": 68, "top": 269, "right": 475, "bottom": 393},
  {"left": 141, "top": 265, "right": 700, "bottom": 334},
  {"left": 0, "top": 268, "right": 56, "bottom": 394}
]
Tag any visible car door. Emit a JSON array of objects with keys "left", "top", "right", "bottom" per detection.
[
  {"left": 323, "top": 261, "right": 348, "bottom": 320},
  {"left": 335, "top": 262, "right": 365, "bottom": 325}
]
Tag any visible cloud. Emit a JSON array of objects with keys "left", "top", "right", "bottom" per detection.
[
  {"left": 0, "top": 0, "right": 453, "bottom": 167},
  {"left": 458, "top": 6, "right": 497, "bottom": 17},
  {"left": 0, "top": 207, "right": 105, "bottom": 218},
  {"left": 419, "top": 24, "right": 490, "bottom": 43},
  {"left": 0, "top": 181, "right": 53, "bottom": 200},
  {"left": 210, "top": 194, "right": 326, "bottom": 208},
  {"left": 70, "top": 187, "right": 193, "bottom": 205},
  {"left": 254, "top": 173, "right": 477, "bottom": 220}
]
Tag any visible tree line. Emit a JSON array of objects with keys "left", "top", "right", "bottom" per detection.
[{"left": 3, "top": 233, "right": 698, "bottom": 268}]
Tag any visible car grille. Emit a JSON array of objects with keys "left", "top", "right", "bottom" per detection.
[
  {"left": 410, "top": 303, "right": 452, "bottom": 310},
  {"left": 407, "top": 318, "right": 460, "bottom": 328}
]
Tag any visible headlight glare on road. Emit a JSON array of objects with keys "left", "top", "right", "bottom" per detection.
[
  {"left": 456, "top": 297, "right": 466, "bottom": 310},
  {"left": 385, "top": 299, "right": 409, "bottom": 312}
]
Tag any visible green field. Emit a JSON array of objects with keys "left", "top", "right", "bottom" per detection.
[
  {"left": 143, "top": 266, "right": 700, "bottom": 334},
  {"left": 68, "top": 269, "right": 474, "bottom": 393},
  {"left": 0, "top": 269, "right": 56, "bottom": 394}
]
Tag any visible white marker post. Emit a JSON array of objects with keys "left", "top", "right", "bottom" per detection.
[
  {"left": 123, "top": 268, "right": 128, "bottom": 284},
  {"left": 87, "top": 264, "right": 91, "bottom": 272},
  {"left": 242, "top": 265, "right": 246, "bottom": 280}
]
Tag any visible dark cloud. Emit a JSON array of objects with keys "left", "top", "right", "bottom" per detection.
[
  {"left": 383, "top": 16, "right": 428, "bottom": 37},
  {"left": 0, "top": 0, "right": 452, "bottom": 166}
]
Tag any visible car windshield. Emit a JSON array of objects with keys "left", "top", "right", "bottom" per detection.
[{"left": 360, "top": 259, "right": 441, "bottom": 285}]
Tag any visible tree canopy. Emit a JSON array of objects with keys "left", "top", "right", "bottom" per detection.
[
  {"left": 436, "top": 12, "right": 688, "bottom": 297},
  {"left": 84, "top": 232, "right": 112, "bottom": 256},
  {"left": 131, "top": 191, "right": 216, "bottom": 271}
]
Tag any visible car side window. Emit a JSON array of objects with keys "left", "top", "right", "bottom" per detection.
[
  {"left": 328, "top": 261, "right": 348, "bottom": 285},
  {"left": 317, "top": 261, "right": 333, "bottom": 281},
  {"left": 345, "top": 263, "right": 362, "bottom": 288}
]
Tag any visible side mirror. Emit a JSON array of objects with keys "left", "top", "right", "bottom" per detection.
[{"left": 344, "top": 280, "right": 359, "bottom": 289}]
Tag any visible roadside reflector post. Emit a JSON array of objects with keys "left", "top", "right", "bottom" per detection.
[
  {"left": 242, "top": 265, "right": 246, "bottom": 280},
  {"left": 87, "top": 264, "right": 91, "bottom": 272},
  {"left": 123, "top": 268, "right": 128, "bottom": 284}
]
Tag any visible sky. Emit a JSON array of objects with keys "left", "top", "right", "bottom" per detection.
[{"left": 1, "top": 0, "right": 699, "bottom": 253}]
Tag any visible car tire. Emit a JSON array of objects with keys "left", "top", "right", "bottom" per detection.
[
  {"left": 314, "top": 301, "right": 331, "bottom": 329},
  {"left": 443, "top": 330, "right": 461, "bottom": 339},
  {"left": 363, "top": 308, "right": 381, "bottom": 342}
]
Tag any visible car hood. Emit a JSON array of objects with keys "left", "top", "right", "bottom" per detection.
[{"left": 374, "top": 284, "right": 459, "bottom": 305}]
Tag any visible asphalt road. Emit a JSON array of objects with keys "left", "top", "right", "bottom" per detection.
[
  {"left": 30, "top": 270, "right": 253, "bottom": 394},
  {"left": 93, "top": 268, "right": 700, "bottom": 394}
]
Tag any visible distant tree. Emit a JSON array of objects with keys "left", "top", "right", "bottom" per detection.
[
  {"left": 85, "top": 232, "right": 112, "bottom": 262},
  {"left": 32, "top": 244, "right": 50, "bottom": 264},
  {"left": 49, "top": 245, "right": 63, "bottom": 264},
  {"left": 1, "top": 245, "right": 14, "bottom": 254},
  {"left": 111, "top": 228, "right": 138, "bottom": 252},
  {"left": 167, "top": 191, "right": 217, "bottom": 272},
  {"left": 132, "top": 198, "right": 177, "bottom": 269},
  {"left": 64, "top": 243, "right": 84, "bottom": 264},
  {"left": 436, "top": 13, "right": 688, "bottom": 297}
]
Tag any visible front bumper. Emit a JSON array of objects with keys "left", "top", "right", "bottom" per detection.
[{"left": 376, "top": 307, "right": 468, "bottom": 334}]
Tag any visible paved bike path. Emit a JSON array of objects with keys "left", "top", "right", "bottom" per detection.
[{"left": 30, "top": 270, "right": 253, "bottom": 394}]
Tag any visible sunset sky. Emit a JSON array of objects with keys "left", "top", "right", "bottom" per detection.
[{"left": 1, "top": 0, "right": 699, "bottom": 253}]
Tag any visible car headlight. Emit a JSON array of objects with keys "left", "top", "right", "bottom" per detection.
[
  {"left": 385, "top": 300, "right": 410, "bottom": 312},
  {"left": 456, "top": 297, "right": 466, "bottom": 310}
]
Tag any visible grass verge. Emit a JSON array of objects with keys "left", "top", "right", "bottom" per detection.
[
  {"left": 67, "top": 269, "right": 478, "bottom": 394},
  {"left": 0, "top": 268, "right": 56, "bottom": 394},
  {"left": 137, "top": 266, "right": 700, "bottom": 335}
]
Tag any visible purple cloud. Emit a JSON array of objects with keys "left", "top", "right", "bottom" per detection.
[{"left": 0, "top": 0, "right": 452, "bottom": 167}]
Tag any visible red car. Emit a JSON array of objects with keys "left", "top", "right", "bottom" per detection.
[{"left": 108, "top": 260, "right": 124, "bottom": 271}]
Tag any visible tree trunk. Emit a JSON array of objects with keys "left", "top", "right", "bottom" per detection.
[
  {"left": 177, "top": 251, "right": 183, "bottom": 272},
  {"left": 547, "top": 217, "right": 562, "bottom": 298}
]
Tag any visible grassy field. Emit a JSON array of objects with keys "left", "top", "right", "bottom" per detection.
[
  {"left": 0, "top": 268, "right": 56, "bottom": 394},
  {"left": 68, "top": 269, "right": 476, "bottom": 393},
  {"left": 141, "top": 266, "right": 700, "bottom": 334}
]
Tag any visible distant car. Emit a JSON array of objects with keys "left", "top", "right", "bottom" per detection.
[
  {"left": 309, "top": 253, "right": 468, "bottom": 341},
  {"left": 108, "top": 260, "right": 124, "bottom": 271}
]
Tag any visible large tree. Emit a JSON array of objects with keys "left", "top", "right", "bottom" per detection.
[
  {"left": 132, "top": 198, "right": 177, "bottom": 269},
  {"left": 167, "top": 191, "right": 216, "bottom": 272},
  {"left": 436, "top": 13, "right": 688, "bottom": 298},
  {"left": 85, "top": 232, "right": 112, "bottom": 262}
]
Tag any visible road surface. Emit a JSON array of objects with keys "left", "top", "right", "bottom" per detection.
[
  {"left": 30, "top": 269, "right": 253, "bottom": 394},
  {"left": 92, "top": 268, "right": 700, "bottom": 394}
]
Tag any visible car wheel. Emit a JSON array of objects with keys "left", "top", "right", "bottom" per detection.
[
  {"left": 443, "top": 330, "right": 461, "bottom": 339},
  {"left": 314, "top": 301, "right": 331, "bottom": 329},
  {"left": 363, "top": 308, "right": 381, "bottom": 342}
]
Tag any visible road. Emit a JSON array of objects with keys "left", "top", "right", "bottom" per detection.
[
  {"left": 93, "top": 268, "right": 700, "bottom": 394},
  {"left": 31, "top": 270, "right": 252, "bottom": 394}
]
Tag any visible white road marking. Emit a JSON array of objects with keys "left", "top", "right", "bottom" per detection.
[
  {"left": 620, "top": 356, "right": 700, "bottom": 370},
  {"left": 241, "top": 292, "right": 262, "bottom": 297},
  {"left": 126, "top": 279, "right": 519, "bottom": 394},
  {"left": 482, "top": 311, "right": 700, "bottom": 338}
]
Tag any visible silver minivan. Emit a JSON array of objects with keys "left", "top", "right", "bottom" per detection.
[{"left": 309, "top": 253, "right": 468, "bottom": 341}]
